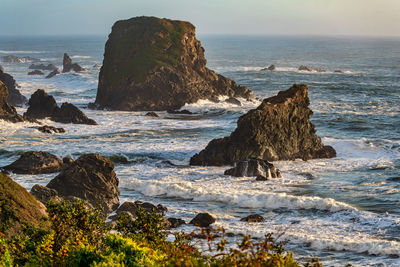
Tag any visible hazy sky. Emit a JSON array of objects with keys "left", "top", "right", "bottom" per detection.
[{"left": 1, "top": 0, "right": 399, "bottom": 37}]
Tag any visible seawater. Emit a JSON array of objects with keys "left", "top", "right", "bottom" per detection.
[{"left": 0, "top": 35, "right": 399, "bottom": 266}]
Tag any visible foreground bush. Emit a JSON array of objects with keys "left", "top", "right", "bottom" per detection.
[{"left": 0, "top": 200, "right": 321, "bottom": 266}]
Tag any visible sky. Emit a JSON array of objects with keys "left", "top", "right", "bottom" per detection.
[{"left": 1, "top": 0, "right": 400, "bottom": 37}]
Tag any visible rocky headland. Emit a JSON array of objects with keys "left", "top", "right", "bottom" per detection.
[{"left": 92, "top": 16, "right": 253, "bottom": 111}]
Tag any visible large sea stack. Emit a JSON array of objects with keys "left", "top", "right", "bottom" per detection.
[
  {"left": 190, "top": 84, "right": 336, "bottom": 166},
  {"left": 92, "top": 16, "right": 253, "bottom": 111}
]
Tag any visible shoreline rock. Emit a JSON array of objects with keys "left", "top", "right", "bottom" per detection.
[
  {"left": 29, "top": 63, "right": 58, "bottom": 71},
  {"left": 3, "top": 151, "right": 65, "bottom": 174},
  {"left": 190, "top": 213, "right": 216, "bottom": 227},
  {"left": 190, "top": 84, "right": 336, "bottom": 166},
  {"left": 92, "top": 16, "right": 253, "bottom": 111}
]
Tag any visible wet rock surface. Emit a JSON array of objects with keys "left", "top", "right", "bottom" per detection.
[{"left": 3, "top": 151, "right": 65, "bottom": 174}]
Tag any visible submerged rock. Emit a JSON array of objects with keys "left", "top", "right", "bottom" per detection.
[
  {"left": 240, "top": 214, "right": 264, "bottom": 222},
  {"left": 0, "top": 69, "right": 27, "bottom": 106},
  {"left": 45, "top": 69, "right": 60, "bottom": 79},
  {"left": 225, "top": 97, "right": 242, "bottom": 106},
  {"left": 46, "top": 153, "right": 120, "bottom": 214},
  {"left": 145, "top": 111, "right": 159, "bottom": 117},
  {"left": 29, "top": 63, "right": 58, "bottom": 71},
  {"left": 314, "top": 68, "right": 326, "bottom": 73},
  {"left": 167, "top": 109, "right": 193, "bottom": 115},
  {"left": 1, "top": 55, "right": 40, "bottom": 63},
  {"left": 3, "top": 151, "right": 65, "bottom": 174},
  {"left": 261, "top": 65, "right": 276, "bottom": 71},
  {"left": 0, "top": 81, "right": 24, "bottom": 122},
  {"left": 92, "top": 16, "right": 253, "bottom": 111},
  {"left": 190, "top": 84, "right": 336, "bottom": 166},
  {"left": 334, "top": 70, "right": 343, "bottom": 73},
  {"left": 28, "top": 70, "right": 44, "bottom": 75},
  {"left": 62, "top": 53, "right": 86, "bottom": 73},
  {"left": 190, "top": 213, "right": 216, "bottom": 227},
  {"left": 37, "top": 125, "right": 65, "bottom": 134},
  {"left": 224, "top": 158, "right": 281, "bottom": 179},
  {"left": 298, "top": 65, "right": 311, "bottom": 72}
]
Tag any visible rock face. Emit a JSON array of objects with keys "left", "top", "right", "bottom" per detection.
[
  {"left": 0, "top": 173, "right": 48, "bottom": 236},
  {"left": 29, "top": 63, "right": 58, "bottom": 71},
  {"left": 62, "top": 53, "right": 85, "bottom": 73},
  {"left": 93, "top": 16, "right": 253, "bottom": 111},
  {"left": 24, "top": 89, "right": 97, "bottom": 125},
  {"left": 224, "top": 158, "right": 281, "bottom": 179},
  {"left": 190, "top": 213, "right": 216, "bottom": 227},
  {"left": 1, "top": 55, "right": 40, "bottom": 63},
  {"left": 0, "top": 69, "right": 27, "bottom": 106},
  {"left": 190, "top": 84, "right": 336, "bottom": 166},
  {"left": 46, "top": 154, "right": 120, "bottom": 214},
  {"left": 3, "top": 151, "right": 65, "bottom": 174},
  {"left": 0, "top": 81, "right": 24, "bottom": 122}
]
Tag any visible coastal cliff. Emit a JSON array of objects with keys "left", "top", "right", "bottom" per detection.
[{"left": 93, "top": 16, "right": 253, "bottom": 111}]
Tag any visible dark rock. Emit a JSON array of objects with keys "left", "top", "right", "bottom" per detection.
[
  {"left": 189, "top": 213, "right": 216, "bottom": 227},
  {"left": 261, "top": 65, "right": 276, "bottom": 71},
  {"left": 108, "top": 154, "right": 129, "bottom": 164},
  {"left": 46, "top": 153, "right": 120, "bottom": 214},
  {"left": 224, "top": 158, "right": 281, "bottom": 178},
  {"left": 92, "top": 16, "right": 253, "bottom": 111},
  {"left": 190, "top": 84, "right": 336, "bottom": 166},
  {"left": 168, "top": 218, "right": 186, "bottom": 228},
  {"left": 28, "top": 70, "right": 44, "bottom": 75},
  {"left": 240, "top": 214, "right": 264, "bottom": 222},
  {"left": 0, "top": 81, "right": 25, "bottom": 122},
  {"left": 37, "top": 125, "right": 65, "bottom": 134},
  {"left": 0, "top": 65, "right": 3, "bottom": 72},
  {"left": 0, "top": 69, "right": 27, "bottom": 107},
  {"left": 116, "top": 201, "right": 138, "bottom": 215},
  {"left": 45, "top": 69, "right": 60, "bottom": 79},
  {"left": 225, "top": 97, "right": 242, "bottom": 106},
  {"left": 1, "top": 55, "right": 40, "bottom": 63},
  {"left": 29, "top": 64, "right": 58, "bottom": 71},
  {"left": 30, "top": 184, "right": 62, "bottom": 204},
  {"left": 62, "top": 53, "right": 86, "bottom": 73},
  {"left": 62, "top": 157, "right": 74, "bottom": 164},
  {"left": 52, "top": 102, "right": 97, "bottom": 125},
  {"left": 167, "top": 109, "right": 193, "bottom": 115},
  {"left": 3, "top": 151, "right": 65, "bottom": 174},
  {"left": 334, "top": 70, "right": 343, "bottom": 73},
  {"left": 0, "top": 173, "right": 48, "bottom": 237},
  {"left": 116, "top": 201, "right": 167, "bottom": 215},
  {"left": 145, "top": 111, "right": 159, "bottom": 117},
  {"left": 298, "top": 65, "right": 311, "bottom": 72}
]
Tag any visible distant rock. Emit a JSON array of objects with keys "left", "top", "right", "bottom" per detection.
[
  {"left": 29, "top": 63, "right": 58, "bottom": 71},
  {"left": 37, "top": 125, "right": 65, "bottom": 134},
  {"left": 240, "top": 214, "right": 264, "bottom": 222},
  {"left": 298, "top": 65, "right": 311, "bottom": 72},
  {"left": 314, "top": 68, "right": 326, "bottom": 73},
  {"left": 261, "top": 65, "right": 276, "bottom": 71},
  {"left": 28, "top": 70, "right": 44, "bottom": 75},
  {"left": 92, "top": 16, "right": 253, "bottom": 111},
  {"left": 45, "top": 70, "right": 60, "bottom": 79},
  {"left": 3, "top": 151, "right": 65, "bottom": 174},
  {"left": 62, "top": 53, "right": 86, "bottom": 73},
  {"left": 225, "top": 97, "right": 242, "bottom": 106},
  {"left": 334, "top": 70, "right": 343, "bottom": 73},
  {"left": 190, "top": 84, "right": 336, "bottom": 166},
  {"left": 190, "top": 213, "right": 216, "bottom": 227},
  {"left": 145, "top": 111, "right": 159, "bottom": 117},
  {"left": 46, "top": 153, "right": 120, "bottom": 214},
  {"left": 167, "top": 109, "right": 193, "bottom": 115},
  {"left": 0, "top": 68, "right": 27, "bottom": 106},
  {"left": 0, "top": 80, "right": 25, "bottom": 122},
  {"left": 224, "top": 158, "right": 281, "bottom": 179},
  {"left": 1, "top": 55, "right": 40, "bottom": 63},
  {"left": 24, "top": 89, "right": 97, "bottom": 125},
  {"left": 168, "top": 218, "right": 186, "bottom": 228}
]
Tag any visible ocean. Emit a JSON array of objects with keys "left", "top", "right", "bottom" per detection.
[{"left": 0, "top": 34, "right": 399, "bottom": 266}]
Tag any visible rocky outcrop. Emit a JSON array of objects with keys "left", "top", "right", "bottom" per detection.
[
  {"left": 190, "top": 84, "right": 336, "bottom": 166},
  {"left": 28, "top": 70, "right": 44, "bottom": 75},
  {"left": 116, "top": 201, "right": 167, "bottom": 216},
  {"left": 3, "top": 151, "right": 65, "bottom": 174},
  {"left": 261, "top": 65, "right": 276, "bottom": 71},
  {"left": 0, "top": 69, "right": 27, "bottom": 106},
  {"left": 30, "top": 184, "right": 62, "bottom": 204},
  {"left": 1, "top": 55, "right": 39, "bottom": 63},
  {"left": 298, "top": 65, "right": 311, "bottom": 72},
  {"left": 45, "top": 70, "right": 60, "bottom": 79},
  {"left": 190, "top": 213, "right": 216, "bottom": 227},
  {"left": 62, "top": 53, "right": 85, "bottom": 73},
  {"left": 240, "top": 214, "right": 264, "bottom": 222},
  {"left": 24, "top": 89, "right": 97, "bottom": 125},
  {"left": 224, "top": 158, "right": 281, "bottom": 179},
  {"left": 0, "top": 173, "right": 48, "bottom": 236},
  {"left": 46, "top": 154, "right": 120, "bottom": 214},
  {"left": 0, "top": 81, "right": 24, "bottom": 122},
  {"left": 29, "top": 63, "right": 58, "bottom": 71},
  {"left": 37, "top": 125, "right": 65, "bottom": 134},
  {"left": 92, "top": 16, "right": 253, "bottom": 111}
]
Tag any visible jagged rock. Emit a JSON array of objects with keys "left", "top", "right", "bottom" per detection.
[
  {"left": 168, "top": 218, "right": 186, "bottom": 228},
  {"left": 30, "top": 184, "right": 62, "bottom": 204},
  {"left": 3, "top": 151, "right": 65, "bottom": 174},
  {"left": 298, "top": 65, "right": 311, "bottom": 71},
  {"left": 190, "top": 84, "right": 336, "bottom": 166},
  {"left": 0, "top": 173, "right": 48, "bottom": 236},
  {"left": 0, "top": 81, "right": 24, "bottom": 122},
  {"left": 225, "top": 97, "right": 242, "bottom": 106},
  {"left": 62, "top": 53, "right": 86, "bottom": 73},
  {"left": 224, "top": 158, "right": 281, "bottom": 179},
  {"left": 0, "top": 69, "right": 27, "bottom": 106},
  {"left": 145, "top": 111, "right": 159, "bottom": 117},
  {"left": 240, "top": 214, "right": 264, "bottom": 222},
  {"left": 24, "top": 89, "right": 97, "bottom": 125},
  {"left": 46, "top": 153, "right": 120, "bottom": 214},
  {"left": 261, "top": 65, "right": 276, "bottom": 71},
  {"left": 167, "top": 109, "right": 193, "bottom": 115},
  {"left": 45, "top": 69, "right": 60, "bottom": 79},
  {"left": 1, "top": 55, "right": 40, "bottom": 63},
  {"left": 28, "top": 70, "right": 44, "bottom": 75},
  {"left": 189, "top": 213, "right": 216, "bottom": 227},
  {"left": 29, "top": 63, "right": 58, "bottom": 71},
  {"left": 92, "top": 16, "right": 253, "bottom": 111},
  {"left": 37, "top": 125, "right": 65, "bottom": 134}
]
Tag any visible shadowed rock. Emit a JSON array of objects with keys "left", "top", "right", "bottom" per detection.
[
  {"left": 168, "top": 218, "right": 186, "bottom": 228},
  {"left": 37, "top": 125, "right": 65, "bottom": 134},
  {"left": 0, "top": 81, "right": 24, "bottom": 122},
  {"left": 52, "top": 102, "right": 97, "bottom": 125},
  {"left": 225, "top": 97, "right": 242, "bottom": 106},
  {"left": 190, "top": 84, "right": 336, "bottom": 166},
  {"left": 3, "top": 151, "right": 65, "bottom": 174},
  {"left": 92, "top": 16, "right": 253, "bottom": 111},
  {"left": 261, "top": 65, "right": 276, "bottom": 71},
  {"left": 0, "top": 69, "right": 27, "bottom": 106},
  {"left": 62, "top": 53, "right": 86, "bottom": 73},
  {"left": 145, "top": 111, "right": 159, "bottom": 117},
  {"left": 224, "top": 158, "right": 281, "bottom": 179},
  {"left": 299, "top": 65, "right": 311, "bottom": 71},
  {"left": 190, "top": 213, "right": 216, "bottom": 227},
  {"left": 45, "top": 69, "right": 60, "bottom": 79}
]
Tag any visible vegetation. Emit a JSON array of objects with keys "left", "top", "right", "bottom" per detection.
[{"left": 0, "top": 200, "right": 322, "bottom": 266}]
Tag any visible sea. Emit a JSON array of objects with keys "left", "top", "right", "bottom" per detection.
[{"left": 0, "top": 34, "right": 399, "bottom": 266}]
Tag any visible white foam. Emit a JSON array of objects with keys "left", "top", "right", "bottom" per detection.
[{"left": 0, "top": 50, "right": 45, "bottom": 54}]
